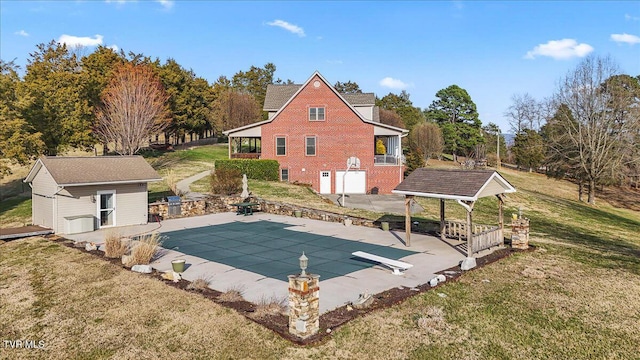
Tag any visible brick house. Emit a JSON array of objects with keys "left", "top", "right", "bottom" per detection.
[{"left": 223, "top": 71, "right": 408, "bottom": 194}]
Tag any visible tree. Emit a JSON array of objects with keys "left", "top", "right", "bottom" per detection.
[
  {"left": 482, "top": 122, "right": 507, "bottom": 166},
  {"left": 375, "top": 138, "right": 386, "bottom": 155},
  {"left": 504, "top": 93, "right": 545, "bottom": 133},
  {"left": 512, "top": 129, "right": 544, "bottom": 172},
  {"left": 334, "top": 81, "right": 362, "bottom": 94},
  {"left": 409, "top": 122, "right": 444, "bottom": 164},
  {"left": 546, "top": 55, "right": 639, "bottom": 204},
  {"left": 232, "top": 63, "right": 276, "bottom": 111},
  {"left": 22, "top": 41, "right": 94, "bottom": 155},
  {"left": 0, "top": 60, "right": 44, "bottom": 178},
  {"left": 378, "top": 108, "right": 405, "bottom": 128},
  {"left": 212, "top": 88, "right": 262, "bottom": 131},
  {"left": 376, "top": 90, "right": 423, "bottom": 130},
  {"left": 94, "top": 63, "right": 170, "bottom": 155},
  {"left": 159, "top": 59, "right": 214, "bottom": 143},
  {"left": 424, "top": 85, "right": 483, "bottom": 160},
  {"left": 404, "top": 145, "right": 425, "bottom": 176}
]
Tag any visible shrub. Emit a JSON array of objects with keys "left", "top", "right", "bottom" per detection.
[
  {"left": 210, "top": 167, "right": 242, "bottom": 195},
  {"left": 125, "top": 233, "right": 162, "bottom": 267},
  {"left": 375, "top": 138, "right": 386, "bottom": 155},
  {"left": 186, "top": 276, "right": 212, "bottom": 291},
  {"left": 214, "top": 159, "right": 279, "bottom": 181},
  {"left": 104, "top": 231, "right": 128, "bottom": 258},
  {"left": 218, "top": 285, "right": 245, "bottom": 302},
  {"left": 252, "top": 295, "right": 287, "bottom": 319}
]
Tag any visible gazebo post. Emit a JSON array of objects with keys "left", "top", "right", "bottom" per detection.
[
  {"left": 405, "top": 195, "right": 413, "bottom": 247},
  {"left": 439, "top": 198, "right": 446, "bottom": 240},
  {"left": 465, "top": 201, "right": 474, "bottom": 258},
  {"left": 497, "top": 194, "right": 504, "bottom": 230}
]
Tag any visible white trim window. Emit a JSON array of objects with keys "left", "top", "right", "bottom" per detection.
[
  {"left": 309, "top": 107, "right": 325, "bottom": 121},
  {"left": 276, "top": 136, "right": 286, "bottom": 156},
  {"left": 305, "top": 136, "right": 317, "bottom": 156}
]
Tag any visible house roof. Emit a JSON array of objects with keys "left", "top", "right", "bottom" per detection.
[
  {"left": 24, "top": 156, "right": 162, "bottom": 186},
  {"left": 263, "top": 85, "right": 375, "bottom": 111},
  {"left": 392, "top": 168, "right": 516, "bottom": 202},
  {"left": 225, "top": 71, "right": 408, "bottom": 136}
]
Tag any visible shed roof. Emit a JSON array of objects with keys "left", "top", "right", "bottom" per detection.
[
  {"left": 24, "top": 156, "right": 162, "bottom": 186},
  {"left": 392, "top": 168, "right": 516, "bottom": 201}
]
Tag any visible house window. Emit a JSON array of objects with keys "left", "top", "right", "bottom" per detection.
[
  {"left": 281, "top": 169, "right": 289, "bottom": 182},
  {"left": 309, "top": 107, "right": 325, "bottom": 121},
  {"left": 306, "top": 136, "right": 316, "bottom": 156},
  {"left": 276, "top": 137, "right": 286, "bottom": 156}
]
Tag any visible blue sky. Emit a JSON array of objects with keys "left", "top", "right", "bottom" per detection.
[{"left": 1, "top": 1, "right": 639, "bottom": 132}]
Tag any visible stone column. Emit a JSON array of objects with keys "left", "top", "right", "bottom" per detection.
[
  {"left": 288, "top": 274, "right": 320, "bottom": 339},
  {"left": 511, "top": 218, "right": 530, "bottom": 249}
]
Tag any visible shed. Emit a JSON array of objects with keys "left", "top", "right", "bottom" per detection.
[
  {"left": 393, "top": 168, "right": 516, "bottom": 260},
  {"left": 24, "top": 156, "right": 162, "bottom": 234}
]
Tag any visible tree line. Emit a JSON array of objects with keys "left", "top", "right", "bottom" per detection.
[{"left": 506, "top": 56, "right": 639, "bottom": 204}]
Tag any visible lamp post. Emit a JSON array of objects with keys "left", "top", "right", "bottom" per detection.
[{"left": 299, "top": 252, "right": 308, "bottom": 277}]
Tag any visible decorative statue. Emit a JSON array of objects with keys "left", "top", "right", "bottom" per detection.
[{"left": 241, "top": 174, "right": 249, "bottom": 198}]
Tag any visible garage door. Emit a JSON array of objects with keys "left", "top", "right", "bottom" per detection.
[{"left": 335, "top": 171, "right": 366, "bottom": 194}]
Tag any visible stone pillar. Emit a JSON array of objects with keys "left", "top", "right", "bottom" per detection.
[
  {"left": 288, "top": 274, "right": 320, "bottom": 339},
  {"left": 511, "top": 218, "right": 530, "bottom": 249}
]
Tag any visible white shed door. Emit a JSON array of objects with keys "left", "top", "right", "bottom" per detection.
[
  {"left": 335, "top": 171, "right": 366, "bottom": 194},
  {"left": 320, "top": 171, "right": 331, "bottom": 194}
]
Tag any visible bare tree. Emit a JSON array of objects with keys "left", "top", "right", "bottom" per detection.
[
  {"left": 409, "top": 122, "right": 444, "bottom": 164},
  {"left": 505, "top": 93, "right": 545, "bottom": 133},
  {"left": 213, "top": 89, "right": 261, "bottom": 131},
  {"left": 547, "top": 55, "right": 640, "bottom": 204},
  {"left": 379, "top": 108, "right": 405, "bottom": 128},
  {"left": 94, "top": 63, "right": 169, "bottom": 155}
]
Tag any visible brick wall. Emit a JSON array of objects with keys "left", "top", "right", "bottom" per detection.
[{"left": 261, "top": 74, "right": 401, "bottom": 194}]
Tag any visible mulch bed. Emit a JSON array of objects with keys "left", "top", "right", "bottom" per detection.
[{"left": 48, "top": 235, "right": 529, "bottom": 345}]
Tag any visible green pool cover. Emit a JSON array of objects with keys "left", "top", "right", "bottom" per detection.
[{"left": 159, "top": 220, "right": 416, "bottom": 280}]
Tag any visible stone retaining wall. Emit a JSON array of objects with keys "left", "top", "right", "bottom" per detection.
[{"left": 148, "top": 195, "right": 377, "bottom": 228}]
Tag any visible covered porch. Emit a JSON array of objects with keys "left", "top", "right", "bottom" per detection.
[
  {"left": 392, "top": 168, "right": 516, "bottom": 263},
  {"left": 223, "top": 121, "right": 265, "bottom": 159}
]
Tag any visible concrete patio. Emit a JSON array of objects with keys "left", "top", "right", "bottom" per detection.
[{"left": 66, "top": 212, "right": 473, "bottom": 313}]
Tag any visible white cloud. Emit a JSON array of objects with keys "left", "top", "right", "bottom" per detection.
[
  {"left": 108, "top": 44, "right": 119, "bottom": 51},
  {"left": 611, "top": 33, "right": 640, "bottom": 45},
  {"left": 15, "top": 30, "right": 29, "bottom": 37},
  {"left": 524, "top": 39, "right": 593, "bottom": 60},
  {"left": 379, "top": 77, "right": 410, "bottom": 89},
  {"left": 625, "top": 13, "right": 640, "bottom": 21},
  {"left": 156, "top": 0, "right": 174, "bottom": 9},
  {"left": 267, "top": 20, "right": 305, "bottom": 37},
  {"left": 58, "top": 34, "right": 104, "bottom": 47}
]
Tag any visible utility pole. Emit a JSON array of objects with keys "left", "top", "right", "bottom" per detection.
[{"left": 496, "top": 129, "right": 501, "bottom": 170}]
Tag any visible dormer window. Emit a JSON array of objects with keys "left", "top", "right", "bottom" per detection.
[{"left": 309, "top": 107, "right": 325, "bottom": 121}]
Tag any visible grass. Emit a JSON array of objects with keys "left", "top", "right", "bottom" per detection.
[
  {"left": 124, "top": 233, "right": 162, "bottom": 267},
  {"left": 0, "top": 196, "right": 32, "bottom": 228}
]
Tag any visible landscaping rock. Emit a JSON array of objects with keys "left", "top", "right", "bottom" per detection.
[
  {"left": 121, "top": 255, "right": 132, "bottom": 266},
  {"left": 436, "top": 274, "right": 446, "bottom": 283},
  {"left": 85, "top": 242, "right": 97, "bottom": 251},
  {"left": 352, "top": 292, "right": 374, "bottom": 309},
  {"left": 461, "top": 257, "right": 477, "bottom": 271},
  {"left": 131, "top": 265, "right": 152, "bottom": 273},
  {"left": 429, "top": 277, "right": 439, "bottom": 287}
]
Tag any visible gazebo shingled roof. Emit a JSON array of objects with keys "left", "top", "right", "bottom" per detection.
[{"left": 392, "top": 168, "right": 516, "bottom": 260}]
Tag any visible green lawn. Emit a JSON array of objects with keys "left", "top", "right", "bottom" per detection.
[{"left": 0, "top": 196, "right": 31, "bottom": 227}]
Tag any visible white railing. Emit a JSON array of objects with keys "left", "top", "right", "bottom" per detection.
[{"left": 374, "top": 154, "right": 402, "bottom": 165}]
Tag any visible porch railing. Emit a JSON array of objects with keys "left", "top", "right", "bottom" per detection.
[
  {"left": 231, "top": 153, "right": 261, "bottom": 159},
  {"left": 441, "top": 220, "right": 503, "bottom": 253},
  {"left": 374, "top": 154, "right": 403, "bottom": 165}
]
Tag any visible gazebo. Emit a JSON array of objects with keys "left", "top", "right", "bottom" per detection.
[{"left": 392, "top": 168, "right": 516, "bottom": 264}]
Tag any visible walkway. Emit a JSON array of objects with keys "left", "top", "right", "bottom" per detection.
[{"left": 176, "top": 170, "right": 211, "bottom": 199}]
